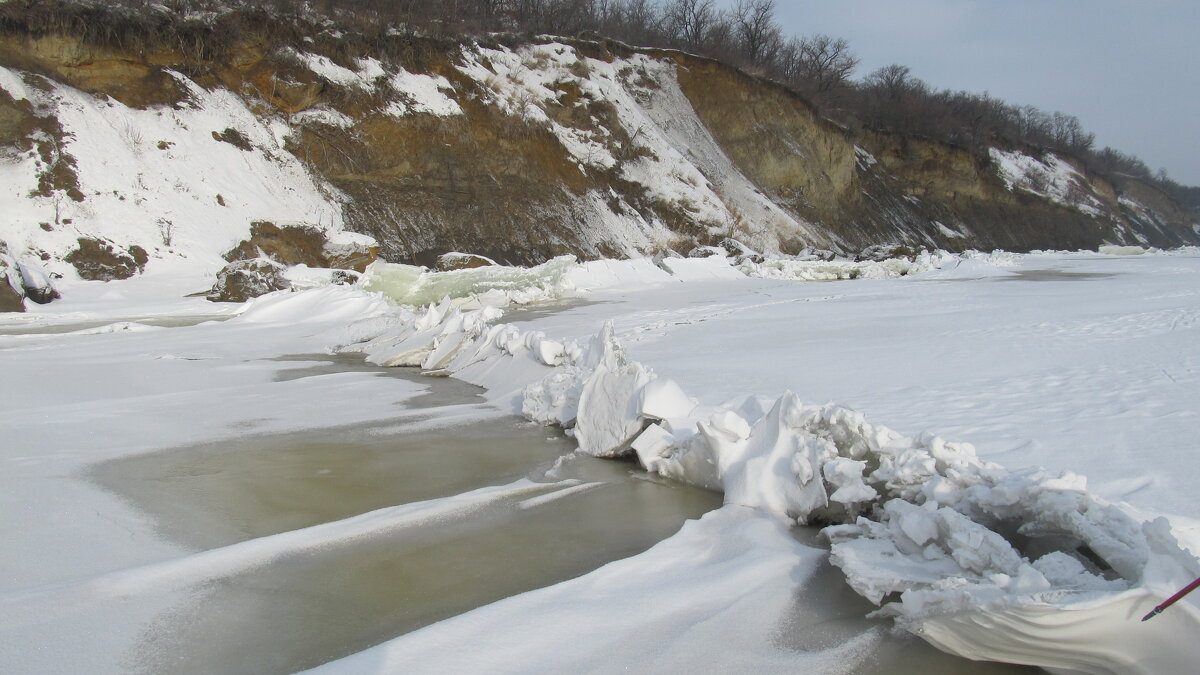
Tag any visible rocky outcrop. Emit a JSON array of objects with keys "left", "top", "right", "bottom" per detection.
[
  {"left": 208, "top": 223, "right": 377, "bottom": 302},
  {"left": 0, "top": 34, "right": 187, "bottom": 108},
  {"left": 223, "top": 222, "right": 378, "bottom": 273},
  {"left": 64, "top": 238, "right": 148, "bottom": 281}
]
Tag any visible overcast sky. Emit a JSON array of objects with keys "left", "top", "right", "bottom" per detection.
[{"left": 716, "top": 0, "right": 1200, "bottom": 185}]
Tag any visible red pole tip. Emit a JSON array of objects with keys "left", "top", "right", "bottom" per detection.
[{"left": 1142, "top": 608, "right": 1162, "bottom": 622}]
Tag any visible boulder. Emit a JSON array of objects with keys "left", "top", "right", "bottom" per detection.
[
  {"left": 64, "top": 237, "right": 148, "bottom": 280},
  {"left": 686, "top": 245, "right": 726, "bottom": 259},
  {"left": 717, "top": 238, "right": 763, "bottom": 264},
  {"left": 0, "top": 247, "right": 23, "bottom": 312},
  {"left": 1, "top": 246, "right": 60, "bottom": 310},
  {"left": 17, "top": 262, "right": 60, "bottom": 304},
  {"left": 207, "top": 258, "right": 291, "bottom": 303},
  {"left": 330, "top": 269, "right": 360, "bottom": 285},
  {"left": 0, "top": 272, "right": 23, "bottom": 312},
  {"left": 322, "top": 232, "right": 379, "bottom": 273}
]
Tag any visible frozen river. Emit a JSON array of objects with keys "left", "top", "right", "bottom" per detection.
[{"left": 2, "top": 250, "right": 1198, "bottom": 673}]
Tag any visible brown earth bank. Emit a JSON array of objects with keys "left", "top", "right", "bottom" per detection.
[{"left": 0, "top": 27, "right": 1196, "bottom": 271}]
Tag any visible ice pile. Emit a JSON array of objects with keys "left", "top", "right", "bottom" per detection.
[
  {"left": 363, "top": 256, "right": 579, "bottom": 308},
  {"left": 739, "top": 250, "right": 953, "bottom": 281},
  {"left": 335, "top": 267, "right": 1200, "bottom": 671}
]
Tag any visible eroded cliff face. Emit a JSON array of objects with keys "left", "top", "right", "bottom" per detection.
[{"left": 0, "top": 30, "right": 1196, "bottom": 286}]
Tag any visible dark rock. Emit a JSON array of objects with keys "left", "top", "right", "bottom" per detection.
[
  {"left": 207, "top": 258, "right": 291, "bottom": 303},
  {"left": 64, "top": 237, "right": 148, "bottom": 280},
  {"left": 330, "top": 269, "right": 360, "bottom": 285},
  {"left": 717, "top": 237, "right": 757, "bottom": 258},
  {"left": 1, "top": 246, "right": 60, "bottom": 309},
  {"left": 1, "top": 245, "right": 27, "bottom": 311},
  {"left": 18, "top": 263, "right": 60, "bottom": 304},
  {"left": 211, "top": 128, "right": 254, "bottom": 151},
  {"left": 1, "top": 272, "right": 23, "bottom": 312},
  {"left": 856, "top": 244, "right": 919, "bottom": 263},
  {"left": 717, "top": 238, "right": 764, "bottom": 264},
  {"left": 686, "top": 246, "right": 725, "bottom": 259}
]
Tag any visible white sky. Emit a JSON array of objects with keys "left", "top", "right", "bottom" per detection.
[{"left": 719, "top": 0, "right": 1200, "bottom": 185}]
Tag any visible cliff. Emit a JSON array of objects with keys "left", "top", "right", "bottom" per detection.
[{"left": 1, "top": 26, "right": 1197, "bottom": 297}]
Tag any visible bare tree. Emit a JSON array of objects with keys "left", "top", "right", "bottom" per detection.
[
  {"left": 612, "top": 0, "right": 663, "bottom": 46},
  {"left": 731, "top": 0, "right": 781, "bottom": 70},
  {"left": 864, "top": 63, "right": 916, "bottom": 99},
  {"left": 796, "top": 34, "right": 858, "bottom": 94},
  {"left": 663, "top": 0, "right": 719, "bottom": 52},
  {"left": 1050, "top": 111, "right": 1094, "bottom": 154}
]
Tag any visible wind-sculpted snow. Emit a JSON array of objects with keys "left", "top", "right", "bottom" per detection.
[{"left": 335, "top": 255, "right": 1200, "bottom": 673}]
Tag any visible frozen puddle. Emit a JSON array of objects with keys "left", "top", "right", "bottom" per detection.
[
  {"left": 92, "top": 406, "right": 720, "bottom": 673},
  {"left": 127, "top": 467, "right": 718, "bottom": 674},
  {"left": 91, "top": 418, "right": 571, "bottom": 549},
  {"left": 998, "top": 268, "right": 1116, "bottom": 282}
]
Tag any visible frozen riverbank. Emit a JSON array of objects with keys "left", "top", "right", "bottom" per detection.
[
  {"left": 332, "top": 249, "right": 1200, "bottom": 672},
  {"left": 3, "top": 249, "right": 1199, "bottom": 672}
]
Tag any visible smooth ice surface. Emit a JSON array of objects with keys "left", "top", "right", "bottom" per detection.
[{"left": 100, "top": 436, "right": 718, "bottom": 674}]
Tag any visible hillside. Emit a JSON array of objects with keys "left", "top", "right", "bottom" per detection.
[{"left": 1, "top": 10, "right": 1197, "bottom": 307}]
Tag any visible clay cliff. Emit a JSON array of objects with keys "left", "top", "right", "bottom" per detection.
[{"left": 1, "top": 25, "right": 1197, "bottom": 298}]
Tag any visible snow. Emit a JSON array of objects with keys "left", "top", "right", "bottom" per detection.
[
  {"left": 385, "top": 69, "right": 463, "bottom": 117},
  {"left": 289, "top": 106, "right": 356, "bottom": 129},
  {"left": 659, "top": 254, "right": 748, "bottom": 280},
  {"left": 288, "top": 50, "right": 377, "bottom": 90},
  {"left": 4, "top": 249, "right": 1200, "bottom": 673},
  {"left": 989, "top": 147, "right": 1108, "bottom": 216},
  {"left": 305, "top": 506, "right": 878, "bottom": 675},
  {"left": 452, "top": 42, "right": 817, "bottom": 252},
  {"left": 0, "top": 66, "right": 344, "bottom": 278}
]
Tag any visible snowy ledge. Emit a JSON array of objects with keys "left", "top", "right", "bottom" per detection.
[{"left": 228, "top": 250, "right": 1200, "bottom": 672}]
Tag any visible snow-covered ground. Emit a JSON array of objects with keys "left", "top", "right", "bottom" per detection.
[{"left": 3, "top": 249, "right": 1199, "bottom": 673}]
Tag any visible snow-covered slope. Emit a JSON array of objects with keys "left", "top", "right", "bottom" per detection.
[
  {"left": 2, "top": 27, "right": 1197, "bottom": 307},
  {"left": 0, "top": 64, "right": 343, "bottom": 279}
]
